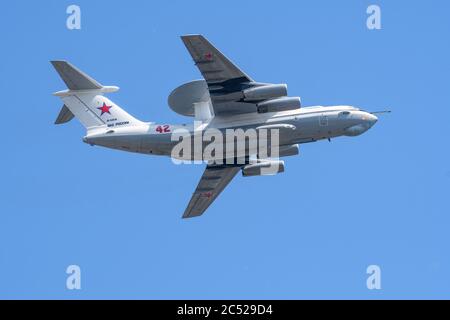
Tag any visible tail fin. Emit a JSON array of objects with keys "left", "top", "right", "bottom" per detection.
[
  {"left": 54, "top": 104, "right": 74, "bottom": 124},
  {"left": 51, "top": 61, "right": 142, "bottom": 129}
]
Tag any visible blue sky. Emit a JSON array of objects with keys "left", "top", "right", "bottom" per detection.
[{"left": 1, "top": 0, "right": 449, "bottom": 299}]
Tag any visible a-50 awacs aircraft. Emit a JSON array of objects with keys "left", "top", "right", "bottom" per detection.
[{"left": 51, "top": 34, "right": 381, "bottom": 219}]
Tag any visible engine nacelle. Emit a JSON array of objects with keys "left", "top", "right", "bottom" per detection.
[
  {"left": 278, "top": 144, "right": 299, "bottom": 158},
  {"left": 242, "top": 160, "right": 285, "bottom": 177},
  {"left": 257, "top": 97, "right": 301, "bottom": 113},
  {"left": 243, "top": 84, "right": 288, "bottom": 101}
]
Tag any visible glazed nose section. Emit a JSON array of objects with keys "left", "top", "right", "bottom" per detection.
[{"left": 344, "top": 124, "right": 369, "bottom": 136}]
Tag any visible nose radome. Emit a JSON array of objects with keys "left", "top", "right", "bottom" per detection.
[
  {"left": 364, "top": 113, "right": 378, "bottom": 126},
  {"left": 344, "top": 112, "right": 378, "bottom": 137}
]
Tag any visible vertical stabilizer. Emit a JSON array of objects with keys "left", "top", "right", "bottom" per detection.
[{"left": 51, "top": 61, "right": 143, "bottom": 129}]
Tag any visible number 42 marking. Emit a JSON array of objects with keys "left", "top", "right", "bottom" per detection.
[{"left": 155, "top": 125, "right": 171, "bottom": 133}]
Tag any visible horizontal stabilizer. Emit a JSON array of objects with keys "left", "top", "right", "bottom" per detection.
[
  {"left": 55, "top": 104, "right": 75, "bottom": 125},
  {"left": 51, "top": 60, "right": 142, "bottom": 129},
  {"left": 51, "top": 61, "right": 103, "bottom": 90}
]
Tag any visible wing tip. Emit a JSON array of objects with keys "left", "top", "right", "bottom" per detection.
[
  {"left": 181, "top": 34, "right": 203, "bottom": 38},
  {"left": 182, "top": 210, "right": 203, "bottom": 219},
  {"left": 180, "top": 34, "right": 206, "bottom": 43},
  {"left": 50, "top": 60, "right": 70, "bottom": 68}
]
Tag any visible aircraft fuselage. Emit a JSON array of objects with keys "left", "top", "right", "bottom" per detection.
[{"left": 84, "top": 105, "right": 378, "bottom": 159}]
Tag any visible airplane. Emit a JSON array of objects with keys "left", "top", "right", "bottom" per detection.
[{"left": 51, "top": 34, "right": 382, "bottom": 219}]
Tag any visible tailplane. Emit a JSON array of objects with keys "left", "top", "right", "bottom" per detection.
[{"left": 51, "top": 61, "right": 143, "bottom": 129}]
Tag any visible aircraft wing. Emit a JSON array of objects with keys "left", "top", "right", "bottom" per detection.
[
  {"left": 181, "top": 35, "right": 253, "bottom": 84},
  {"left": 183, "top": 165, "right": 241, "bottom": 219},
  {"left": 181, "top": 35, "right": 257, "bottom": 115}
]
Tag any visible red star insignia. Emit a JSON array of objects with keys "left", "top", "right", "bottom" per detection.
[
  {"left": 204, "top": 52, "right": 213, "bottom": 61},
  {"left": 98, "top": 103, "right": 112, "bottom": 116},
  {"left": 202, "top": 192, "right": 213, "bottom": 199}
]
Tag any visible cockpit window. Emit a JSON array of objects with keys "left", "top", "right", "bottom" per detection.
[{"left": 339, "top": 111, "right": 351, "bottom": 117}]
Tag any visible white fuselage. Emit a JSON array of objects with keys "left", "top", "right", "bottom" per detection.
[{"left": 83, "top": 105, "right": 378, "bottom": 159}]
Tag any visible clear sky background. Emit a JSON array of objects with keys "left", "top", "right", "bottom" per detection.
[{"left": 1, "top": 0, "right": 449, "bottom": 299}]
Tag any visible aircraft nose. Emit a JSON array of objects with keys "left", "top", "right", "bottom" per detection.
[
  {"left": 367, "top": 113, "right": 378, "bottom": 126},
  {"left": 344, "top": 113, "right": 378, "bottom": 136}
]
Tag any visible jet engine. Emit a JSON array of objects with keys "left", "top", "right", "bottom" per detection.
[
  {"left": 243, "top": 84, "right": 288, "bottom": 101},
  {"left": 242, "top": 160, "right": 285, "bottom": 177},
  {"left": 278, "top": 144, "right": 300, "bottom": 157},
  {"left": 257, "top": 97, "right": 301, "bottom": 113}
]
